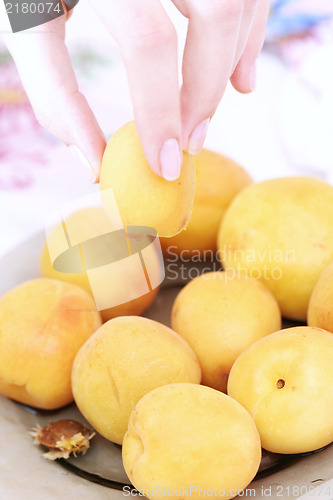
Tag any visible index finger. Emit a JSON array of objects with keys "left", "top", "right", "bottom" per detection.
[{"left": 89, "top": 0, "right": 182, "bottom": 181}]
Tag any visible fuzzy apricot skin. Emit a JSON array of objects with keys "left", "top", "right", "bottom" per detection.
[
  {"left": 171, "top": 271, "right": 281, "bottom": 392},
  {"left": 40, "top": 207, "right": 160, "bottom": 322},
  {"left": 308, "top": 261, "right": 333, "bottom": 333},
  {"left": 218, "top": 177, "right": 333, "bottom": 320},
  {"left": 123, "top": 383, "right": 261, "bottom": 500},
  {"left": 228, "top": 326, "right": 333, "bottom": 454},
  {"left": 72, "top": 317, "right": 201, "bottom": 444},
  {"left": 0, "top": 278, "right": 102, "bottom": 410}
]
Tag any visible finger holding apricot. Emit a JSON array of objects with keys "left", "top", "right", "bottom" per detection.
[{"left": 4, "top": 0, "right": 269, "bottom": 180}]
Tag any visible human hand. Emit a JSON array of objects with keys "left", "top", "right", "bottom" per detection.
[{"left": 3, "top": 0, "right": 269, "bottom": 182}]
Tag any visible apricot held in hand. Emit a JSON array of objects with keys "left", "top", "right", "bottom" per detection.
[
  {"left": 100, "top": 122, "right": 196, "bottom": 237},
  {"left": 0, "top": 279, "right": 102, "bottom": 410},
  {"left": 72, "top": 317, "right": 201, "bottom": 444},
  {"left": 122, "top": 383, "right": 261, "bottom": 500}
]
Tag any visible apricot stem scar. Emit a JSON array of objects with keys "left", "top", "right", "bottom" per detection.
[{"left": 276, "top": 379, "right": 285, "bottom": 389}]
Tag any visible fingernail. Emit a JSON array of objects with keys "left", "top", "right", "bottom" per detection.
[
  {"left": 159, "top": 139, "right": 182, "bottom": 181},
  {"left": 68, "top": 145, "right": 97, "bottom": 183},
  {"left": 249, "top": 62, "right": 256, "bottom": 91},
  {"left": 188, "top": 118, "right": 210, "bottom": 155}
]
